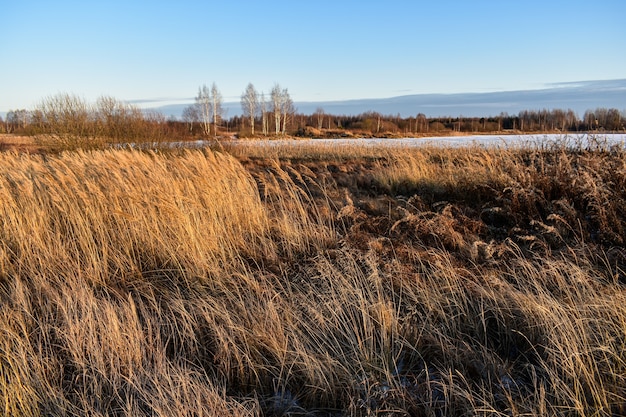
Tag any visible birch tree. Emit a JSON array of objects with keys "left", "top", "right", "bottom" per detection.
[
  {"left": 210, "top": 82, "right": 223, "bottom": 136},
  {"left": 260, "top": 92, "right": 268, "bottom": 136},
  {"left": 240, "top": 83, "right": 259, "bottom": 135},
  {"left": 195, "top": 85, "right": 211, "bottom": 136},
  {"left": 270, "top": 84, "right": 295, "bottom": 135},
  {"left": 281, "top": 93, "right": 295, "bottom": 134},
  {"left": 271, "top": 84, "right": 283, "bottom": 135}
]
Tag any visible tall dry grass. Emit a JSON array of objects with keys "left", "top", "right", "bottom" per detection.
[
  {"left": 374, "top": 143, "right": 626, "bottom": 246},
  {"left": 0, "top": 144, "right": 625, "bottom": 416},
  {"left": 0, "top": 149, "right": 333, "bottom": 416}
]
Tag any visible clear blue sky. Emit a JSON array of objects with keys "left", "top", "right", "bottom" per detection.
[{"left": 2, "top": 0, "right": 625, "bottom": 112}]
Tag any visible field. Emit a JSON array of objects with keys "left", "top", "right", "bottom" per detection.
[{"left": 1, "top": 140, "right": 626, "bottom": 416}]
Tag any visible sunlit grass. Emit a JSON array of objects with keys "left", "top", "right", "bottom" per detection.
[{"left": 1, "top": 144, "right": 625, "bottom": 416}]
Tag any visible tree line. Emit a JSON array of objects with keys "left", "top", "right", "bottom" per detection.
[{"left": 2, "top": 86, "right": 625, "bottom": 141}]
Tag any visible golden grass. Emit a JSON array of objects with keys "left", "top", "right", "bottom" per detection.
[
  {"left": 1, "top": 144, "right": 625, "bottom": 416},
  {"left": 222, "top": 139, "right": 400, "bottom": 161},
  {"left": 0, "top": 134, "right": 44, "bottom": 154}
]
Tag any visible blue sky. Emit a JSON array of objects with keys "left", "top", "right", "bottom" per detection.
[{"left": 1, "top": 0, "right": 625, "bottom": 112}]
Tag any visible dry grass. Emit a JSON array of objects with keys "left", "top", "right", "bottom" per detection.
[
  {"left": 1, "top": 143, "right": 625, "bottom": 416},
  {"left": 222, "top": 139, "right": 401, "bottom": 161},
  {"left": 0, "top": 134, "right": 45, "bottom": 154}
]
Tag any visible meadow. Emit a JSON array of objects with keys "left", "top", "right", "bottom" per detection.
[{"left": 1, "top": 140, "right": 625, "bottom": 416}]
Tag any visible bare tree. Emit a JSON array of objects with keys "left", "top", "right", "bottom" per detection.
[
  {"left": 314, "top": 107, "right": 325, "bottom": 130},
  {"left": 210, "top": 82, "right": 223, "bottom": 136},
  {"left": 271, "top": 84, "right": 283, "bottom": 135},
  {"left": 607, "top": 108, "right": 622, "bottom": 131},
  {"left": 240, "top": 83, "right": 259, "bottom": 135},
  {"left": 6, "top": 110, "right": 28, "bottom": 133},
  {"left": 37, "top": 94, "right": 92, "bottom": 137},
  {"left": 96, "top": 96, "right": 122, "bottom": 138},
  {"left": 270, "top": 84, "right": 295, "bottom": 135},
  {"left": 181, "top": 104, "right": 200, "bottom": 134},
  {"left": 260, "top": 92, "right": 268, "bottom": 136},
  {"left": 281, "top": 92, "right": 295, "bottom": 134},
  {"left": 4, "top": 111, "right": 14, "bottom": 133},
  {"left": 195, "top": 85, "right": 212, "bottom": 136},
  {"left": 416, "top": 113, "right": 428, "bottom": 133}
]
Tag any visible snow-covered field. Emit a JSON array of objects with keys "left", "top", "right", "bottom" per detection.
[
  {"left": 157, "top": 133, "right": 626, "bottom": 150},
  {"left": 232, "top": 133, "right": 626, "bottom": 149},
  {"left": 135, "top": 133, "right": 626, "bottom": 149}
]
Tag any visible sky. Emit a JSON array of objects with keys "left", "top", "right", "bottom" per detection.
[{"left": 1, "top": 0, "right": 625, "bottom": 113}]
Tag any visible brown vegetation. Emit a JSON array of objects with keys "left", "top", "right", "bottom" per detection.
[{"left": 1, "top": 142, "right": 626, "bottom": 416}]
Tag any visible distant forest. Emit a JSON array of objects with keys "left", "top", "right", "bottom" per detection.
[{"left": 2, "top": 91, "right": 625, "bottom": 141}]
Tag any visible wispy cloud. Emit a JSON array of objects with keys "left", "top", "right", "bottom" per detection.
[
  {"left": 545, "top": 79, "right": 626, "bottom": 91},
  {"left": 127, "top": 97, "right": 195, "bottom": 106}
]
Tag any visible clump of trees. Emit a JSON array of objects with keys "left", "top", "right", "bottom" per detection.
[
  {"left": 3, "top": 93, "right": 183, "bottom": 148},
  {"left": 3, "top": 109, "right": 30, "bottom": 133},
  {"left": 181, "top": 83, "right": 225, "bottom": 137},
  {"left": 190, "top": 83, "right": 223, "bottom": 136},
  {"left": 184, "top": 82, "right": 295, "bottom": 138},
  {"left": 270, "top": 83, "right": 295, "bottom": 135}
]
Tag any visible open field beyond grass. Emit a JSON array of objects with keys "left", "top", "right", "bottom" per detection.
[{"left": 1, "top": 143, "right": 626, "bottom": 416}]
